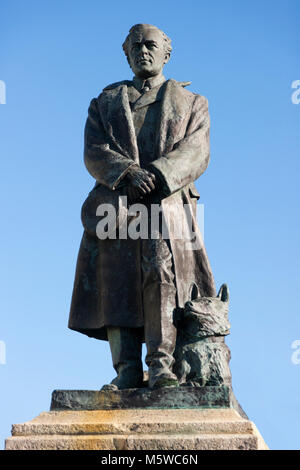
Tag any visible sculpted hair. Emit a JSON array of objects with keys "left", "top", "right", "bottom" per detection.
[{"left": 122, "top": 24, "right": 172, "bottom": 60}]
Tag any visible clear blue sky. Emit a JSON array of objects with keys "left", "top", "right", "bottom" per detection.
[{"left": 0, "top": 0, "right": 299, "bottom": 450}]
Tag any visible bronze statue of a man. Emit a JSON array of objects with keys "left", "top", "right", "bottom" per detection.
[{"left": 68, "top": 24, "right": 216, "bottom": 389}]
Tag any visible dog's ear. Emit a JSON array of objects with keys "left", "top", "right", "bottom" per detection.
[
  {"left": 190, "top": 283, "right": 199, "bottom": 301},
  {"left": 217, "top": 284, "right": 229, "bottom": 303}
]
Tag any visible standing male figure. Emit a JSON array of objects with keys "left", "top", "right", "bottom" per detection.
[{"left": 68, "top": 24, "right": 216, "bottom": 389}]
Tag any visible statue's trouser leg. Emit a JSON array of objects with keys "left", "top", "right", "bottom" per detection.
[
  {"left": 106, "top": 326, "right": 144, "bottom": 390},
  {"left": 141, "top": 236, "right": 179, "bottom": 388}
]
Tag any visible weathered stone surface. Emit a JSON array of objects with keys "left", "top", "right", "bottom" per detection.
[
  {"left": 11, "top": 412, "right": 253, "bottom": 436},
  {"left": 5, "top": 408, "right": 268, "bottom": 450},
  {"left": 5, "top": 434, "right": 263, "bottom": 451},
  {"left": 50, "top": 386, "right": 247, "bottom": 419}
]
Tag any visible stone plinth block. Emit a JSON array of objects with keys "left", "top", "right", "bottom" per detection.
[
  {"left": 5, "top": 387, "right": 268, "bottom": 450},
  {"left": 50, "top": 386, "right": 247, "bottom": 418}
]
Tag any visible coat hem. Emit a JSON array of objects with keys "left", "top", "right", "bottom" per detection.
[{"left": 68, "top": 325, "right": 145, "bottom": 342}]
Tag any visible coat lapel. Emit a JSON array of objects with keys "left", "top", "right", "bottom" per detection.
[
  {"left": 156, "top": 79, "right": 193, "bottom": 158},
  {"left": 100, "top": 85, "right": 140, "bottom": 164},
  {"left": 99, "top": 79, "right": 192, "bottom": 165}
]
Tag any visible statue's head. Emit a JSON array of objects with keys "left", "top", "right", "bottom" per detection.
[{"left": 123, "top": 24, "right": 172, "bottom": 79}]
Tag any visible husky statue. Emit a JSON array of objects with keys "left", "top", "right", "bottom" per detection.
[{"left": 174, "top": 284, "right": 232, "bottom": 387}]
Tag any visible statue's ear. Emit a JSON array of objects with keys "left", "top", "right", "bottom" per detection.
[
  {"left": 217, "top": 284, "right": 229, "bottom": 303},
  {"left": 126, "top": 56, "right": 132, "bottom": 67},
  {"left": 164, "top": 52, "right": 170, "bottom": 64}
]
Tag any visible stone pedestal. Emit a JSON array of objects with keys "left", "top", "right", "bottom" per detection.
[{"left": 5, "top": 387, "right": 268, "bottom": 450}]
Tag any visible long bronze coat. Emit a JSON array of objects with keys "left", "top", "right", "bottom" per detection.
[{"left": 68, "top": 79, "right": 216, "bottom": 340}]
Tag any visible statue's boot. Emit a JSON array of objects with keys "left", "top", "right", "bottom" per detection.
[
  {"left": 143, "top": 283, "right": 179, "bottom": 389},
  {"left": 101, "top": 327, "right": 144, "bottom": 391}
]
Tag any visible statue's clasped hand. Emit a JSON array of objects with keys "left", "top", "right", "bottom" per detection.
[{"left": 125, "top": 165, "right": 156, "bottom": 202}]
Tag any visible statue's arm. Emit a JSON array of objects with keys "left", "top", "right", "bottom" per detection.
[
  {"left": 148, "top": 94, "right": 210, "bottom": 196},
  {"left": 84, "top": 98, "right": 136, "bottom": 190}
]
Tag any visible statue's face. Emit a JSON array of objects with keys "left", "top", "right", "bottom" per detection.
[{"left": 127, "top": 27, "right": 169, "bottom": 78}]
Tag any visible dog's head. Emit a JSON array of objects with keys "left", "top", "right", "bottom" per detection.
[{"left": 183, "top": 284, "right": 230, "bottom": 337}]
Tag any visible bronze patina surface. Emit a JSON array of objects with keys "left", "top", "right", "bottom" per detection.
[{"left": 68, "top": 24, "right": 230, "bottom": 391}]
